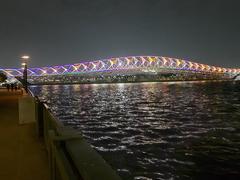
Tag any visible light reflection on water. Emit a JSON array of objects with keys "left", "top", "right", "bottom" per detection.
[{"left": 30, "top": 81, "right": 240, "bottom": 180}]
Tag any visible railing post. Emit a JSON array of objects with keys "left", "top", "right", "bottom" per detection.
[
  {"left": 35, "top": 97, "right": 44, "bottom": 137},
  {"left": 48, "top": 130, "right": 56, "bottom": 180},
  {"left": 43, "top": 107, "right": 50, "bottom": 150}
]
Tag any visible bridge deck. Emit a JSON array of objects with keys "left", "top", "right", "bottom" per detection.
[{"left": 0, "top": 88, "right": 50, "bottom": 180}]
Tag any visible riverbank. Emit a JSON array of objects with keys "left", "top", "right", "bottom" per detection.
[{"left": 0, "top": 89, "right": 50, "bottom": 180}]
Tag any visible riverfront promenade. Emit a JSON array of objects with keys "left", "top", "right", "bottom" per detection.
[{"left": 0, "top": 89, "right": 50, "bottom": 180}]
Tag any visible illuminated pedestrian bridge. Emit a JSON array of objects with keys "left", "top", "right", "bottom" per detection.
[{"left": 0, "top": 56, "right": 239, "bottom": 84}]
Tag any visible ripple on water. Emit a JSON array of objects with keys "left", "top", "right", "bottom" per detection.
[{"left": 30, "top": 81, "right": 240, "bottom": 180}]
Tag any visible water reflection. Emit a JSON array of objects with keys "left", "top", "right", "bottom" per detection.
[{"left": 30, "top": 81, "right": 240, "bottom": 180}]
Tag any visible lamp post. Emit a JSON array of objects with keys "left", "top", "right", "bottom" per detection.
[{"left": 21, "top": 55, "right": 30, "bottom": 93}]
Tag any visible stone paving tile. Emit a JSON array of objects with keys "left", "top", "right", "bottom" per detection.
[{"left": 0, "top": 89, "right": 50, "bottom": 180}]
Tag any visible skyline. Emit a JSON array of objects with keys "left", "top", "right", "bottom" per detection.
[{"left": 0, "top": 0, "right": 240, "bottom": 68}]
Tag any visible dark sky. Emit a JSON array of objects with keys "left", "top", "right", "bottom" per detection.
[{"left": 0, "top": 0, "right": 239, "bottom": 68}]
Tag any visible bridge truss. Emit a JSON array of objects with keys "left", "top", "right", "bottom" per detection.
[{"left": 0, "top": 56, "right": 239, "bottom": 77}]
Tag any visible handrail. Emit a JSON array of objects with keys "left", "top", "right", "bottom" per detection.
[{"left": 27, "top": 88, "right": 35, "bottom": 97}]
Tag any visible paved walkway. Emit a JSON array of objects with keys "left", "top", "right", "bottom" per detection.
[{"left": 0, "top": 89, "right": 50, "bottom": 180}]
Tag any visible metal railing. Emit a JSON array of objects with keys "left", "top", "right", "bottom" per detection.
[{"left": 34, "top": 96, "right": 121, "bottom": 180}]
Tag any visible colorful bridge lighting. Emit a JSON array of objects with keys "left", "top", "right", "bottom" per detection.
[{"left": 0, "top": 56, "right": 239, "bottom": 77}]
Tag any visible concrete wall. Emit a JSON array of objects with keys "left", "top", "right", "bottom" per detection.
[{"left": 19, "top": 96, "right": 36, "bottom": 124}]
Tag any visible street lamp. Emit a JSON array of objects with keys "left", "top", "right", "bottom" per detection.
[
  {"left": 21, "top": 55, "right": 30, "bottom": 93},
  {"left": 22, "top": 55, "right": 30, "bottom": 60}
]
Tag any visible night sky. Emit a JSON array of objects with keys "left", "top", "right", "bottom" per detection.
[{"left": 0, "top": 0, "right": 239, "bottom": 68}]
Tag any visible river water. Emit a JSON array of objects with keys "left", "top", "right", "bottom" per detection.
[{"left": 30, "top": 81, "right": 240, "bottom": 180}]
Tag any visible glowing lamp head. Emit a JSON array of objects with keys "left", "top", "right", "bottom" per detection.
[
  {"left": 21, "top": 55, "right": 30, "bottom": 60},
  {"left": 21, "top": 62, "right": 27, "bottom": 66}
]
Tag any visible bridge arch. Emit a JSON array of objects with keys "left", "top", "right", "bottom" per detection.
[
  {"left": 234, "top": 74, "right": 240, "bottom": 80},
  {"left": 1, "top": 56, "right": 240, "bottom": 78}
]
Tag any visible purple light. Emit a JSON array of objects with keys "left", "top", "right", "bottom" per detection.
[{"left": 0, "top": 56, "right": 239, "bottom": 77}]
